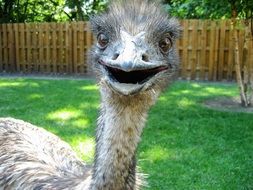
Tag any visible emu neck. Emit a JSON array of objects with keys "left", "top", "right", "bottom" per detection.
[{"left": 91, "top": 87, "right": 157, "bottom": 190}]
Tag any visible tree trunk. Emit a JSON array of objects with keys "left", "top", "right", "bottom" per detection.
[
  {"left": 75, "top": 0, "right": 84, "bottom": 21},
  {"left": 232, "top": 18, "right": 249, "bottom": 107},
  {"left": 230, "top": 2, "right": 251, "bottom": 107},
  {"left": 242, "top": 20, "right": 253, "bottom": 106},
  {"left": 250, "top": 73, "right": 253, "bottom": 105}
]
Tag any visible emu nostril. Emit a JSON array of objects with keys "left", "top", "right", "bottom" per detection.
[
  {"left": 112, "top": 53, "right": 120, "bottom": 60},
  {"left": 142, "top": 54, "right": 149, "bottom": 62}
]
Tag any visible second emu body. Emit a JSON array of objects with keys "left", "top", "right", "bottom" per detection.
[{"left": 0, "top": 0, "right": 181, "bottom": 189}]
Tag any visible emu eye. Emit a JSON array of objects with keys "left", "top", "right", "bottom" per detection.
[
  {"left": 97, "top": 33, "right": 109, "bottom": 49},
  {"left": 159, "top": 35, "right": 172, "bottom": 54}
]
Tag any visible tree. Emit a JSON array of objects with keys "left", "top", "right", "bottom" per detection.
[
  {"left": 0, "top": 0, "right": 68, "bottom": 23},
  {"left": 64, "top": 0, "right": 107, "bottom": 21},
  {"left": 165, "top": 0, "right": 253, "bottom": 107},
  {"left": 164, "top": 0, "right": 231, "bottom": 19},
  {"left": 0, "top": 0, "right": 108, "bottom": 23},
  {"left": 229, "top": 0, "right": 253, "bottom": 107}
]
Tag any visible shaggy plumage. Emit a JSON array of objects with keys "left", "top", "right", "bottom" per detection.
[
  {"left": 0, "top": 0, "right": 181, "bottom": 189},
  {"left": 0, "top": 118, "right": 92, "bottom": 189}
]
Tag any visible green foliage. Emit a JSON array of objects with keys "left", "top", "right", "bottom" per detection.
[
  {"left": 0, "top": 0, "right": 68, "bottom": 23},
  {"left": 165, "top": 0, "right": 231, "bottom": 19},
  {"left": 228, "top": 0, "right": 253, "bottom": 18},
  {"left": 0, "top": 78, "right": 252, "bottom": 189},
  {"left": 1, "top": 0, "right": 252, "bottom": 23},
  {"left": 0, "top": 0, "right": 108, "bottom": 23},
  {"left": 65, "top": 0, "right": 108, "bottom": 20},
  {"left": 164, "top": 0, "right": 230, "bottom": 19},
  {"left": 165, "top": 0, "right": 253, "bottom": 19}
]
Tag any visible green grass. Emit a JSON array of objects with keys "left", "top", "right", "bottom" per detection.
[{"left": 0, "top": 78, "right": 252, "bottom": 190}]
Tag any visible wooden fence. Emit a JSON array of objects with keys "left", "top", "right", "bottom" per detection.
[
  {"left": 0, "top": 20, "right": 252, "bottom": 81},
  {"left": 0, "top": 22, "right": 92, "bottom": 74},
  {"left": 177, "top": 20, "right": 253, "bottom": 81}
]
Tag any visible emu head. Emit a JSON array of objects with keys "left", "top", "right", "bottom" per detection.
[{"left": 90, "top": 0, "right": 181, "bottom": 96}]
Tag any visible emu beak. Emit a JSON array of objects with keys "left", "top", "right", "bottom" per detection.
[{"left": 99, "top": 31, "right": 169, "bottom": 95}]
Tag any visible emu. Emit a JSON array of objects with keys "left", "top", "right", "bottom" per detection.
[{"left": 0, "top": 0, "right": 181, "bottom": 189}]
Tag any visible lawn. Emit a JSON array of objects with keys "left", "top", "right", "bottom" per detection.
[{"left": 0, "top": 78, "right": 252, "bottom": 190}]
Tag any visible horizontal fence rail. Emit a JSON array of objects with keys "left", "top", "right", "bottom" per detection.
[{"left": 0, "top": 20, "right": 252, "bottom": 81}]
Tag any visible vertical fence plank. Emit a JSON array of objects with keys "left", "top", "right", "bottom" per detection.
[
  {"left": 190, "top": 20, "right": 197, "bottom": 80},
  {"left": 59, "top": 23, "right": 63, "bottom": 73},
  {"left": 63, "top": 23, "right": 68, "bottom": 73},
  {"left": 19, "top": 23, "right": 24, "bottom": 72},
  {"left": 45, "top": 23, "right": 50, "bottom": 73},
  {"left": 2, "top": 24, "right": 7, "bottom": 71},
  {"left": 208, "top": 21, "right": 215, "bottom": 80},
  {"left": 14, "top": 24, "right": 20, "bottom": 72},
  {"left": 52, "top": 23, "right": 57, "bottom": 73},
  {"left": 57, "top": 23, "right": 61, "bottom": 73},
  {"left": 65, "top": 23, "right": 71, "bottom": 73},
  {"left": 79, "top": 22, "right": 85, "bottom": 74},
  {"left": 33, "top": 23, "right": 39, "bottom": 72},
  {"left": 0, "top": 24, "right": 3, "bottom": 72},
  {"left": 223, "top": 20, "right": 229, "bottom": 80},
  {"left": 25, "top": 23, "right": 30, "bottom": 73},
  {"left": 227, "top": 20, "right": 234, "bottom": 81},
  {"left": 181, "top": 20, "right": 189, "bottom": 79},
  {"left": 39, "top": 23, "right": 44, "bottom": 73},
  {"left": 200, "top": 20, "right": 207, "bottom": 80},
  {"left": 67, "top": 23, "right": 72, "bottom": 73},
  {"left": 86, "top": 22, "right": 93, "bottom": 75},
  {"left": 7, "top": 24, "right": 14, "bottom": 72},
  {"left": 213, "top": 21, "right": 220, "bottom": 81},
  {"left": 72, "top": 22, "right": 77, "bottom": 73},
  {"left": 63, "top": 22, "right": 68, "bottom": 74},
  {"left": 218, "top": 20, "right": 226, "bottom": 80}
]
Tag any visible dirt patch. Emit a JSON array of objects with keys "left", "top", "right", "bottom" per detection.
[{"left": 204, "top": 97, "right": 253, "bottom": 113}]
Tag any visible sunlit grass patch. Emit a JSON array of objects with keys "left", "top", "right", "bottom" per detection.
[
  {"left": 79, "top": 85, "right": 99, "bottom": 91},
  {"left": 47, "top": 108, "right": 83, "bottom": 121},
  {"left": 72, "top": 138, "right": 95, "bottom": 163}
]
